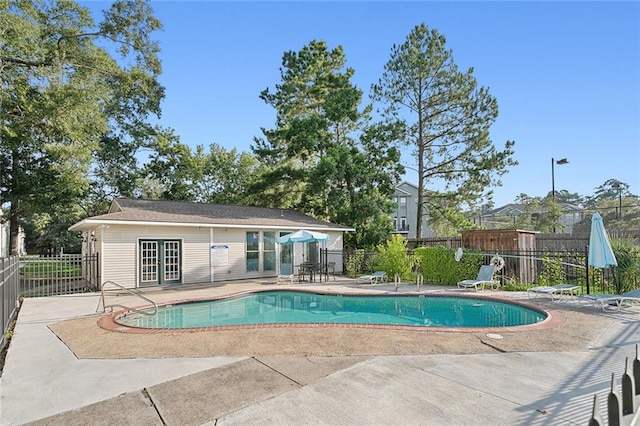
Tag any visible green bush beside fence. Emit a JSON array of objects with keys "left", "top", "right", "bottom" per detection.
[{"left": 415, "top": 246, "right": 483, "bottom": 286}]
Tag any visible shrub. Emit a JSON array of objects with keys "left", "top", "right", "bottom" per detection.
[
  {"left": 414, "top": 246, "right": 483, "bottom": 285},
  {"left": 345, "top": 249, "right": 377, "bottom": 278},
  {"left": 374, "top": 235, "right": 415, "bottom": 281},
  {"left": 537, "top": 253, "right": 565, "bottom": 285},
  {"left": 612, "top": 237, "right": 640, "bottom": 293}
]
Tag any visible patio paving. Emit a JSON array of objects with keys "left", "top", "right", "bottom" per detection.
[{"left": 1, "top": 280, "right": 639, "bottom": 425}]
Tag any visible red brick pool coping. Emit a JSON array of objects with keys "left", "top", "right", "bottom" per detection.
[{"left": 97, "top": 288, "right": 564, "bottom": 334}]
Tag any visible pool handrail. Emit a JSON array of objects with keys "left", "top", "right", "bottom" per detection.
[{"left": 97, "top": 280, "right": 158, "bottom": 316}]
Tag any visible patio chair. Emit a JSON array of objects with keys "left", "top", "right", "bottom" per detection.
[
  {"left": 297, "top": 262, "right": 315, "bottom": 282},
  {"left": 321, "top": 261, "right": 336, "bottom": 281},
  {"left": 579, "top": 288, "right": 640, "bottom": 311},
  {"left": 457, "top": 265, "right": 497, "bottom": 292},
  {"left": 358, "top": 271, "right": 387, "bottom": 284}
]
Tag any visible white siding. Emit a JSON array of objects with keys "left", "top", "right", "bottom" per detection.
[
  {"left": 102, "top": 225, "right": 210, "bottom": 288},
  {"left": 327, "top": 231, "right": 345, "bottom": 273},
  {"left": 99, "top": 225, "right": 348, "bottom": 289},
  {"left": 211, "top": 228, "right": 247, "bottom": 281}
]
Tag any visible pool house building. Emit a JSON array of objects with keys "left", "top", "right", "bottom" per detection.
[{"left": 69, "top": 198, "right": 353, "bottom": 289}]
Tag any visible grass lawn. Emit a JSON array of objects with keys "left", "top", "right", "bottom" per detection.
[{"left": 20, "top": 261, "right": 82, "bottom": 277}]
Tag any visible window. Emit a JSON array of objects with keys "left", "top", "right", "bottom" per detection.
[
  {"left": 399, "top": 197, "right": 407, "bottom": 206},
  {"left": 246, "top": 231, "right": 277, "bottom": 272},
  {"left": 246, "top": 232, "right": 259, "bottom": 272},
  {"left": 139, "top": 239, "right": 181, "bottom": 286},
  {"left": 400, "top": 217, "right": 407, "bottom": 230},
  {"left": 263, "top": 232, "right": 276, "bottom": 271}
]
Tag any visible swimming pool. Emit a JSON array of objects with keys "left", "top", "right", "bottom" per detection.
[{"left": 114, "top": 290, "right": 548, "bottom": 330}]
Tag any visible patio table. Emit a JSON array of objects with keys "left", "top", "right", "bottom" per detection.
[{"left": 297, "top": 262, "right": 319, "bottom": 282}]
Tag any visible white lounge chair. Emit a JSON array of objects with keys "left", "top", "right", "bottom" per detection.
[
  {"left": 276, "top": 274, "right": 294, "bottom": 284},
  {"left": 527, "top": 284, "right": 581, "bottom": 301},
  {"left": 457, "top": 265, "right": 497, "bottom": 292},
  {"left": 580, "top": 288, "right": 640, "bottom": 311},
  {"left": 358, "top": 271, "right": 387, "bottom": 284}
]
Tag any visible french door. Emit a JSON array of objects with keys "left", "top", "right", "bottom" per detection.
[
  {"left": 279, "top": 232, "right": 293, "bottom": 275},
  {"left": 139, "top": 239, "right": 182, "bottom": 286}
]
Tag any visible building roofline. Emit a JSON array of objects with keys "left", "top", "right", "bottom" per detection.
[{"left": 69, "top": 219, "right": 355, "bottom": 233}]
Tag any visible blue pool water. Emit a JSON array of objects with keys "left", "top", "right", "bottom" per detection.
[{"left": 116, "top": 291, "right": 547, "bottom": 329}]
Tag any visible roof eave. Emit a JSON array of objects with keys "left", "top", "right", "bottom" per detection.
[{"left": 69, "top": 219, "right": 354, "bottom": 233}]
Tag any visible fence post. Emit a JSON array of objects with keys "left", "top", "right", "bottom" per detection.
[
  {"left": 634, "top": 345, "right": 640, "bottom": 396},
  {"left": 607, "top": 373, "right": 623, "bottom": 424},
  {"left": 589, "top": 395, "right": 604, "bottom": 425},
  {"left": 585, "top": 245, "right": 590, "bottom": 295},
  {"left": 622, "top": 358, "right": 636, "bottom": 415}
]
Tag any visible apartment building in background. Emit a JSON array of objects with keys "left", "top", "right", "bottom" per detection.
[{"left": 391, "top": 182, "right": 434, "bottom": 239}]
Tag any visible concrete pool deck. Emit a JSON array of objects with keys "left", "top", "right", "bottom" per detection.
[{"left": 1, "top": 279, "right": 639, "bottom": 425}]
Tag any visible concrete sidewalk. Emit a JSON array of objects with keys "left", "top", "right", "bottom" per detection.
[{"left": 1, "top": 283, "right": 639, "bottom": 425}]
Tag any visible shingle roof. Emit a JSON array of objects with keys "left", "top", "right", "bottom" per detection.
[
  {"left": 70, "top": 198, "right": 354, "bottom": 232},
  {"left": 482, "top": 202, "right": 584, "bottom": 216}
]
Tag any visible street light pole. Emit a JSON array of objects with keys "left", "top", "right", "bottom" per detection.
[
  {"left": 551, "top": 158, "right": 555, "bottom": 204},
  {"left": 551, "top": 157, "right": 569, "bottom": 232},
  {"left": 613, "top": 181, "right": 623, "bottom": 220}
]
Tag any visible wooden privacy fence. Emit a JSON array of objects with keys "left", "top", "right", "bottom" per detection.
[{"left": 410, "top": 232, "right": 639, "bottom": 252}]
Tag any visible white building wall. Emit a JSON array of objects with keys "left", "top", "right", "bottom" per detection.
[
  {"left": 0, "top": 219, "right": 26, "bottom": 257},
  {"left": 97, "top": 225, "right": 347, "bottom": 289},
  {"left": 393, "top": 182, "right": 434, "bottom": 238},
  {"left": 211, "top": 228, "right": 249, "bottom": 281},
  {"left": 101, "top": 225, "right": 210, "bottom": 288},
  {"left": 0, "top": 220, "right": 8, "bottom": 257}
]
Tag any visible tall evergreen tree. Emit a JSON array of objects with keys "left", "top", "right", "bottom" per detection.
[
  {"left": 251, "top": 40, "right": 403, "bottom": 248},
  {"left": 372, "top": 23, "right": 517, "bottom": 238}
]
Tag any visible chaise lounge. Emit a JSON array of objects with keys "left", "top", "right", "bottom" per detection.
[
  {"left": 579, "top": 288, "right": 640, "bottom": 311},
  {"left": 527, "top": 284, "right": 581, "bottom": 301},
  {"left": 358, "top": 271, "right": 387, "bottom": 284},
  {"left": 457, "top": 264, "right": 497, "bottom": 292}
]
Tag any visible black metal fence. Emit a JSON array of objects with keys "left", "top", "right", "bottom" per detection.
[
  {"left": 345, "top": 247, "right": 620, "bottom": 293},
  {"left": 1, "top": 256, "right": 20, "bottom": 348},
  {"left": 589, "top": 345, "right": 640, "bottom": 425},
  {"left": 18, "top": 254, "right": 99, "bottom": 297}
]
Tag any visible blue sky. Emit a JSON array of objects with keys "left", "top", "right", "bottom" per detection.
[{"left": 88, "top": 1, "right": 640, "bottom": 207}]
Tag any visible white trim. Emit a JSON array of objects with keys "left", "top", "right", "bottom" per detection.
[
  {"left": 69, "top": 219, "right": 354, "bottom": 233},
  {"left": 209, "top": 228, "right": 214, "bottom": 283},
  {"left": 136, "top": 237, "right": 184, "bottom": 286},
  {"left": 99, "top": 227, "right": 105, "bottom": 288}
]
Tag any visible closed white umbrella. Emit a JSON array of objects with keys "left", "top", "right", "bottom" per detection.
[
  {"left": 588, "top": 213, "right": 618, "bottom": 269},
  {"left": 588, "top": 212, "right": 618, "bottom": 294}
]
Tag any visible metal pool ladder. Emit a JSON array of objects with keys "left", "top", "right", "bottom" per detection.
[{"left": 97, "top": 280, "right": 158, "bottom": 316}]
